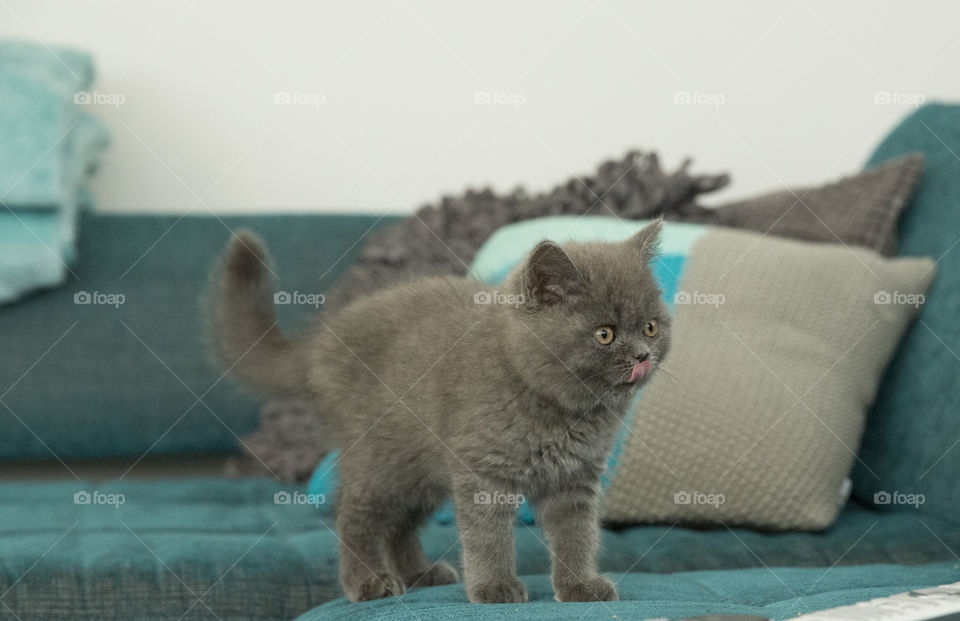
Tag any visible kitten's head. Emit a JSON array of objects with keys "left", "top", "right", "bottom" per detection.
[{"left": 504, "top": 221, "right": 671, "bottom": 414}]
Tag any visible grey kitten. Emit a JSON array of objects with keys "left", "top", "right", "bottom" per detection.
[{"left": 207, "top": 221, "right": 670, "bottom": 604}]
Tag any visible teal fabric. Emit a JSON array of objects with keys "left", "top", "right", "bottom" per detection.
[
  {"left": 2, "top": 478, "right": 959, "bottom": 619},
  {"left": 0, "top": 213, "right": 401, "bottom": 459},
  {"left": 854, "top": 103, "right": 960, "bottom": 519},
  {"left": 299, "top": 563, "right": 960, "bottom": 621},
  {"left": 0, "top": 40, "right": 110, "bottom": 303}
]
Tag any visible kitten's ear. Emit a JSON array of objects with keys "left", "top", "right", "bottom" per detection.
[
  {"left": 630, "top": 219, "right": 663, "bottom": 264},
  {"left": 524, "top": 241, "right": 583, "bottom": 307}
]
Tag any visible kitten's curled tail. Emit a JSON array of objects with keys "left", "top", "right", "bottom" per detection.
[{"left": 206, "top": 230, "right": 307, "bottom": 396}]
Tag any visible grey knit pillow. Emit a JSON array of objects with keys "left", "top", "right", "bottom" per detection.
[
  {"left": 601, "top": 227, "right": 934, "bottom": 530},
  {"left": 684, "top": 154, "right": 924, "bottom": 256}
]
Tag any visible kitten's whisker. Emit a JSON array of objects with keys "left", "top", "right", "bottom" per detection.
[{"left": 653, "top": 364, "right": 687, "bottom": 391}]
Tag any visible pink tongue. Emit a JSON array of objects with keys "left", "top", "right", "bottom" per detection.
[{"left": 629, "top": 360, "right": 652, "bottom": 383}]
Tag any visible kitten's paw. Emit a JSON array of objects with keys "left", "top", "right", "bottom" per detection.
[
  {"left": 554, "top": 575, "right": 619, "bottom": 602},
  {"left": 468, "top": 577, "right": 528, "bottom": 603},
  {"left": 406, "top": 561, "right": 459, "bottom": 588},
  {"left": 346, "top": 573, "right": 406, "bottom": 602}
]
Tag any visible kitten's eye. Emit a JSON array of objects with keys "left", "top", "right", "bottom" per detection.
[
  {"left": 643, "top": 320, "right": 658, "bottom": 337},
  {"left": 594, "top": 326, "right": 615, "bottom": 345}
]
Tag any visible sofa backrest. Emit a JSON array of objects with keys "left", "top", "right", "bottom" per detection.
[
  {"left": 0, "top": 213, "right": 399, "bottom": 460},
  {"left": 854, "top": 103, "right": 960, "bottom": 521}
]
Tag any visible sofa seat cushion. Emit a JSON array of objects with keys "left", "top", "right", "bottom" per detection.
[
  {"left": 1, "top": 478, "right": 959, "bottom": 619},
  {"left": 297, "top": 562, "right": 960, "bottom": 621}
]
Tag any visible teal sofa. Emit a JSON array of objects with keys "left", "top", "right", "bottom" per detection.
[{"left": 3, "top": 105, "right": 960, "bottom": 620}]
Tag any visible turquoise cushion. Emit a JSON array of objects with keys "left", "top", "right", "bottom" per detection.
[
  {"left": 0, "top": 213, "right": 401, "bottom": 459},
  {"left": 854, "top": 103, "right": 960, "bottom": 518},
  {"left": 470, "top": 216, "right": 708, "bottom": 286},
  {"left": 470, "top": 216, "right": 702, "bottom": 408},
  {"left": 298, "top": 562, "right": 960, "bottom": 620},
  {"left": 2, "top": 478, "right": 959, "bottom": 619}
]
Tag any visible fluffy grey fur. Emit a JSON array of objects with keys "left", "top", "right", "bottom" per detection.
[
  {"left": 208, "top": 221, "right": 671, "bottom": 604},
  {"left": 229, "top": 150, "right": 725, "bottom": 480}
]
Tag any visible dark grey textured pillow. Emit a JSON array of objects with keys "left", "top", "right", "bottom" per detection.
[{"left": 683, "top": 154, "right": 924, "bottom": 256}]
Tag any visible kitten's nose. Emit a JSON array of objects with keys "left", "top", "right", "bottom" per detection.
[{"left": 634, "top": 352, "right": 649, "bottom": 363}]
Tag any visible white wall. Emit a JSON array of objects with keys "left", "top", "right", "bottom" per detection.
[{"left": 2, "top": 0, "right": 957, "bottom": 214}]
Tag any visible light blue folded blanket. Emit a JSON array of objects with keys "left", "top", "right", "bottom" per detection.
[{"left": 0, "top": 40, "right": 110, "bottom": 304}]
